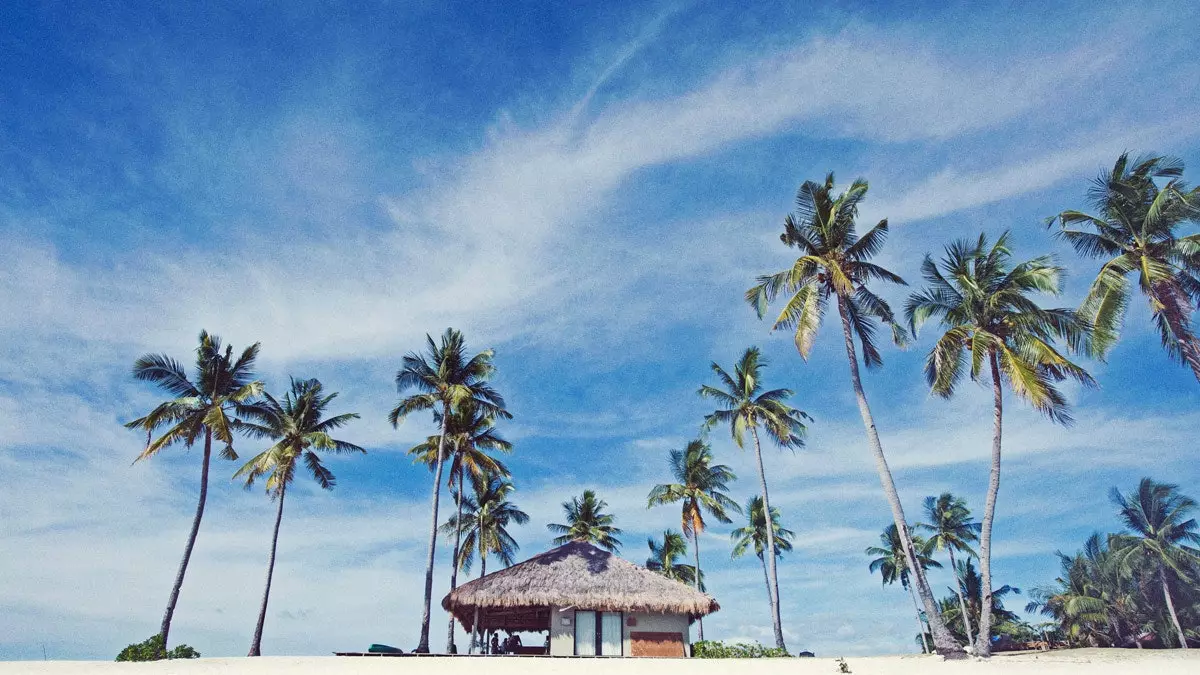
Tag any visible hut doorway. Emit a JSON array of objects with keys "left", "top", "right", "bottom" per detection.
[{"left": 573, "top": 610, "right": 623, "bottom": 655}]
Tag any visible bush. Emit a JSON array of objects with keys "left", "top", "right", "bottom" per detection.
[
  {"left": 115, "top": 634, "right": 200, "bottom": 661},
  {"left": 691, "top": 640, "right": 789, "bottom": 658}
]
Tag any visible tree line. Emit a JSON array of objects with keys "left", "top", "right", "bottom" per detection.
[{"left": 124, "top": 152, "right": 1199, "bottom": 659}]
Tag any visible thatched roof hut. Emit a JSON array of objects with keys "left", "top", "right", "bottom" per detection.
[{"left": 442, "top": 541, "right": 719, "bottom": 634}]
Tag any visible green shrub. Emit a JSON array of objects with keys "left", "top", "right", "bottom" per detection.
[
  {"left": 115, "top": 634, "right": 200, "bottom": 661},
  {"left": 691, "top": 640, "right": 789, "bottom": 658}
]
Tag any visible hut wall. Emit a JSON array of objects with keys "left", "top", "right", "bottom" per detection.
[
  {"left": 541, "top": 606, "right": 694, "bottom": 657},
  {"left": 548, "top": 606, "right": 575, "bottom": 656},
  {"left": 623, "top": 612, "right": 691, "bottom": 657}
]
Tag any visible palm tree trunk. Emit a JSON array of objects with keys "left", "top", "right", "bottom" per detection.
[
  {"left": 907, "top": 582, "right": 931, "bottom": 654},
  {"left": 446, "top": 466, "right": 464, "bottom": 654},
  {"left": 1107, "top": 617, "right": 1124, "bottom": 648},
  {"left": 748, "top": 426, "right": 786, "bottom": 652},
  {"left": 159, "top": 427, "right": 212, "bottom": 651},
  {"left": 248, "top": 482, "right": 286, "bottom": 656},
  {"left": 692, "top": 528, "right": 704, "bottom": 641},
  {"left": 975, "top": 351, "right": 1004, "bottom": 657},
  {"left": 1160, "top": 567, "right": 1188, "bottom": 648},
  {"left": 470, "top": 555, "right": 487, "bottom": 653},
  {"left": 758, "top": 553, "right": 773, "bottom": 618},
  {"left": 415, "top": 414, "right": 449, "bottom": 653},
  {"left": 947, "top": 548, "right": 974, "bottom": 649},
  {"left": 835, "top": 296, "right": 962, "bottom": 658}
]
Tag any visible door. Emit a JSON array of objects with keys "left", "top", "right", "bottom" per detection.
[
  {"left": 600, "top": 612, "right": 623, "bottom": 656},
  {"left": 630, "top": 631, "right": 685, "bottom": 657},
  {"left": 574, "top": 611, "right": 597, "bottom": 656}
]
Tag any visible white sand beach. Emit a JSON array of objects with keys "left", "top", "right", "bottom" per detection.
[{"left": 4, "top": 650, "right": 1199, "bottom": 675}]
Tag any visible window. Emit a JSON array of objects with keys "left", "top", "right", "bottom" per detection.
[{"left": 573, "top": 610, "right": 623, "bottom": 656}]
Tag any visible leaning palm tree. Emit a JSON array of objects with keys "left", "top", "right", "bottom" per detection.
[
  {"left": 748, "top": 172, "right": 964, "bottom": 653},
  {"left": 907, "top": 234, "right": 1095, "bottom": 655},
  {"left": 125, "top": 330, "right": 263, "bottom": 651},
  {"left": 1109, "top": 478, "right": 1200, "bottom": 648},
  {"left": 745, "top": 173, "right": 961, "bottom": 656},
  {"left": 234, "top": 378, "right": 364, "bottom": 656},
  {"left": 1049, "top": 153, "right": 1200, "bottom": 381},
  {"left": 646, "top": 530, "right": 701, "bottom": 586},
  {"left": 917, "top": 494, "right": 981, "bottom": 651},
  {"left": 646, "top": 439, "right": 739, "bottom": 640},
  {"left": 444, "top": 474, "right": 528, "bottom": 653},
  {"left": 389, "top": 328, "right": 509, "bottom": 653},
  {"left": 700, "top": 347, "right": 808, "bottom": 651},
  {"left": 547, "top": 490, "right": 623, "bottom": 552},
  {"left": 410, "top": 404, "right": 511, "bottom": 653},
  {"left": 731, "top": 495, "right": 795, "bottom": 635},
  {"left": 866, "top": 523, "right": 943, "bottom": 654}
]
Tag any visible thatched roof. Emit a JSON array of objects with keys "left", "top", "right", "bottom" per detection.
[{"left": 442, "top": 541, "right": 719, "bottom": 630}]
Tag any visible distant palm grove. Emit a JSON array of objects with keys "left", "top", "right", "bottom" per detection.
[{"left": 124, "top": 152, "right": 1200, "bottom": 659}]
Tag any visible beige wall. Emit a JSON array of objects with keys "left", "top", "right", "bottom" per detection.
[
  {"left": 623, "top": 612, "right": 691, "bottom": 657},
  {"left": 548, "top": 606, "right": 575, "bottom": 656},
  {"left": 546, "top": 607, "right": 692, "bottom": 657}
]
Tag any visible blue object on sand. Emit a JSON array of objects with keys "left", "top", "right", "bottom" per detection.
[{"left": 368, "top": 644, "right": 404, "bottom": 654}]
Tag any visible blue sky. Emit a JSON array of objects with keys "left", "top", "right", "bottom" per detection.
[{"left": 2, "top": 0, "right": 1200, "bottom": 661}]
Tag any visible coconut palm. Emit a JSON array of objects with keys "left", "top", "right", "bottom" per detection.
[
  {"left": 410, "top": 404, "right": 511, "bottom": 653},
  {"left": 547, "top": 490, "right": 623, "bottom": 552},
  {"left": 124, "top": 330, "right": 263, "bottom": 650},
  {"left": 700, "top": 347, "right": 808, "bottom": 651},
  {"left": 731, "top": 495, "right": 795, "bottom": 635},
  {"left": 443, "top": 474, "right": 528, "bottom": 653},
  {"left": 906, "top": 234, "right": 1095, "bottom": 655},
  {"left": 744, "top": 174, "right": 961, "bottom": 656},
  {"left": 646, "top": 530, "right": 702, "bottom": 586},
  {"left": 866, "top": 523, "right": 943, "bottom": 654},
  {"left": 937, "top": 559, "right": 1022, "bottom": 648},
  {"left": 234, "top": 378, "right": 364, "bottom": 656},
  {"left": 646, "top": 439, "right": 739, "bottom": 640},
  {"left": 1049, "top": 153, "right": 1200, "bottom": 380},
  {"left": 389, "top": 328, "right": 509, "bottom": 653},
  {"left": 917, "top": 494, "right": 982, "bottom": 651},
  {"left": 1109, "top": 479, "right": 1200, "bottom": 648},
  {"left": 1026, "top": 534, "right": 1128, "bottom": 648}
]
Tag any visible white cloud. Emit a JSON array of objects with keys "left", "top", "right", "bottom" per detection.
[
  {"left": 4, "top": 18, "right": 1179, "bottom": 367},
  {"left": 864, "top": 117, "right": 1200, "bottom": 227}
]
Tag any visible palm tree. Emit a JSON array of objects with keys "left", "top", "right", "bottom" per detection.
[
  {"left": 866, "top": 523, "right": 942, "bottom": 654},
  {"left": 646, "top": 439, "right": 739, "bottom": 640},
  {"left": 907, "top": 234, "right": 1095, "bottom": 655},
  {"left": 389, "top": 328, "right": 509, "bottom": 653},
  {"left": 125, "top": 330, "right": 263, "bottom": 651},
  {"left": 646, "top": 530, "right": 701, "bottom": 586},
  {"left": 917, "top": 494, "right": 982, "bottom": 651},
  {"left": 745, "top": 173, "right": 961, "bottom": 657},
  {"left": 1026, "top": 534, "right": 1126, "bottom": 648},
  {"left": 233, "top": 378, "right": 364, "bottom": 656},
  {"left": 731, "top": 495, "right": 795, "bottom": 637},
  {"left": 700, "top": 347, "right": 807, "bottom": 651},
  {"left": 444, "top": 474, "right": 528, "bottom": 653},
  {"left": 1049, "top": 153, "right": 1200, "bottom": 380},
  {"left": 1109, "top": 479, "right": 1200, "bottom": 648},
  {"left": 547, "top": 490, "right": 623, "bottom": 552},
  {"left": 937, "top": 559, "right": 1022, "bottom": 647},
  {"left": 410, "top": 404, "right": 511, "bottom": 653}
]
